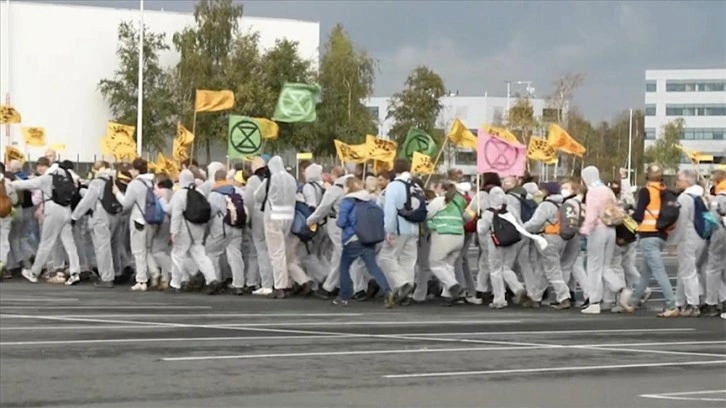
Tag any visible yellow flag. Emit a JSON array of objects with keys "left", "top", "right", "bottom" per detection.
[
  {"left": 49, "top": 143, "right": 66, "bottom": 151},
  {"left": 447, "top": 119, "right": 477, "bottom": 149},
  {"left": 0, "top": 105, "right": 21, "bottom": 124},
  {"left": 103, "top": 122, "right": 137, "bottom": 160},
  {"left": 194, "top": 89, "right": 235, "bottom": 112},
  {"left": 333, "top": 139, "right": 369, "bottom": 163},
  {"left": 21, "top": 127, "right": 45, "bottom": 147},
  {"left": 106, "top": 122, "right": 136, "bottom": 143},
  {"left": 172, "top": 138, "right": 189, "bottom": 162},
  {"left": 481, "top": 124, "right": 519, "bottom": 144},
  {"left": 373, "top": 160, "right": 393, "bottom": 175},
  {"left": 176, "top": 123, "right": 195, "bottom": 146},
  {"left": 676, "top": 145, "right": 700, "bottom": 164},
  {"left": 527, "top": 137, "right": 557, "bottom": 162},
  {"left": 411, "top": 151, "right": 435, "bottom": 175},
  {"left": 4, "top": 146, "right": 26, "bottom": 165},
  {"left": 255, "top": 117, "right": 279, "bottom": 140},
  {"left": 366, "top": 135, "right": 397, "bottom": 162},
  {"left": 547, "top": 124, "right": 586, "bottom": 157}
]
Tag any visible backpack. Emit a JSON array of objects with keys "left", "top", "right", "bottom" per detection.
[
  {"left": 215, "top": 188, "right": 246, "bottom": 228},
  {"left": 558, "top": 200, "right": 582, "bottom": 241},
  {"left": 50, "top": 169, "right": 76, "bottom": 207},
  {"left": 600, "top": 200, "right": 626, "bottom": 226},
  {"left": 291, "top": 200, "right": 317, "bottom": 242},
  {"left": 487, "top": 208, "right": 521, "bottom": 247},
  {"left": 139, "top": 180, "right": 165, "bottom": 225},
  {"left": 616, "top": 215, "right": 638, "bottom": 246},
  {"left": 655, "top": 189, "right": 680, "bottom": 232},
  {"left": 297, "top": 182, "right": 324, "bottom": 209},
  {"left": 463, "top": 192, "right": 478, "bottom": 233},
  {"left": 690, "top": 194, "right": 718, "bottom": 240},
  {"left": 100, "top": 178, "right": 123, "bottom": 215},
  {"left": 354, "top": 199, "right": 385, "bottom": 246},
  {"left": 70, "top": 180, "right": 84, "bottom": 211},
  {"left": 395, "top": 180, "right": 427, "bottom": 223},
  {"left": 509, "top": 193, "right": 537, "bottom": 222},
  {"left": 183, "top": 185, "right": 211, "bottom": 224},
  {"left": 0, "top": 180, "right": 11, "bottom": 218}
]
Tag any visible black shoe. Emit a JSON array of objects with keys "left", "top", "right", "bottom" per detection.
[
  {"left": 570, "top": 291, "right": 577, "bottom": 303},
  {"left": 313, "top": 288, "right": 333, "bottom": 300},
  {"left": 366, "top": 280, "right": 380, "bottom": 300},
  {"left": 114, "top": 267, "right": 134, "bottom": 285},
  {"left": 399, "top": 297, "right": 413, "bottom": 306},
  {"left": 580, "top": 298, "right": 590, "bottom": 309},
  {"left": 351, "top": 290, "right": 367, "bottom": 301},
  {"left": 180, "top": 281, "right": 192, "bottom": 292},
  {"left": 446, "top": 284, "right": 464, "bottom": 306},
  {"left": 233, "top": 287, "right": 245, "bottom": 296},
  {"left": 165, "top": 286, "right": 182, "bottom": 294},
  {"left": 395, "top": 283, "right": 414, "bottom": 305},
  {"left": 93, "top": 280, "right": 114, "bottom": 289},
  {"left": 204, "top": 280, "right": 221, "bottom": 295},
  {"left": 268, "top": 289, "right": 287, "bottom": 299},
  {"left": 243, "top": 286, "right": 257, "bottom": 295},
  {"left": 299, "top": 281, "right": 313, "bottom": 297}
]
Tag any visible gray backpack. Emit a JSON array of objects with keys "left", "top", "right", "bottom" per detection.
[{"left": 558, "top": 200, "right": 582, "bottom": 241}]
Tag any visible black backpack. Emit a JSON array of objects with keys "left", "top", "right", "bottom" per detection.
[
  {"left": 183, "top": 185, "right": 211, "bottom": 224},
  {"left": 50, "top": 169, "right": 77, "bottom": 207},
  {"left": 100, "top": 178, "right": 123, "bottom": 215},
  {"left": 71, "top": 180, "right": 84, "bottom": 211},
  {"left": 395, "top": 180, "right": 427, "bottom": 223},
  {"left": 509, "top": 193, "right": 538, "bottom": 222},
  {"left": 654, "top": 189, "right": 680, "bottom": 232},
  {"left": 487, "top": 207, "right": 522, "bottom": 247}
]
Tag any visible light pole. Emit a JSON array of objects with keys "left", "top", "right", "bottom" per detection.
[{"left": 136, "top": 0, "right": 144, "bottom": 156}]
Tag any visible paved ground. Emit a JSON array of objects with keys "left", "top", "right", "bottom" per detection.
[{"left": 1, "top": 255, "right": 724, "bottom": 408}]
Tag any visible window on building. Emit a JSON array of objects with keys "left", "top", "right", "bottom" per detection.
[
  {"left": 366, "top": 106, "right": 380, "bottom": 121},
  {"left": 666, "top": 79, "right": 726, "bottom": 92},
  {"left": 645, "top": 105, "right": 656, "bottom": 116},
  {"left": 666, "top": 104, "right": 726, "bottom": 116},
  {"left": 679, "top": 128, "right": 726, "bottom": 140},
  {"left": 645, "top": 128, "right": 656, "bottom": 140},
  {"left": 542, "top": 108, "right": 561, "bottom": 123},
  {"left": 455, "top": 150, "right": 477, "bottom": 165},
  {"left": 645, "top": 81, "right": 656, "bottom": 92}
]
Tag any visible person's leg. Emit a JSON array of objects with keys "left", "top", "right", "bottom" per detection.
[
  {"left": 360, "top": 244, "right": 391, "bottom": 293},
  {"left": 264, "top": 220, "right": 289, "bottom": 289},
  {"left": 90, "top": 216, "right": 114, "bottom": 282},
  {"left": 226, "top": 229, "right": 245, "bottom": 289},
  {"left": 705, "top": 229, "right": 726, "bottom": 306},
  {"left": 428, "top": 233, "right": 463, "bottom": 290},
  {"left": 337, "top": 242, "right": 360, "bottom": 300}
]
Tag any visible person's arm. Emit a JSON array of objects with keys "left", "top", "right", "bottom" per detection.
[
  {"left": 253, "top": 179, "right": 268, "bottom": 203},
  {"left": 308, "top": 187, "right": 339, "bottom": 225},
  {"left": 336, "top": 198, "right": 353, "bottom": 230},
  {"left": 11, "top": 174, "right": 47, "bottom": 192},
  {"left": 169, "top": 193, "right": 185, "bottom": 236},
  {"left": 669, "top": 194, "right": 691, "bottom": 243},
  {"left": 383, "top": 182, "right": 401, "bottom": 235},
  {"left": 426, "top": 196, "right": 446, "bottom": 220},
  {"left": 466, "top": 192, "right": 480, "bottom": 214},
  {"left": 522, "top": 203, "right": 551, "bottom": 233},
  {"left": 71, "top": 180, "right": 101, "bottom": 221},
  {"left": 477, "top": 210, "right": 493, "bottom": 235},
  {"left": 631, "top": 188, "right": 650, "bottom": 223},
  {"left": 579, "top": 191, "right": 600, "bottom": 236},
  {"left": 116, "top": 179, "right": 139, "bottom": 211},
  {"left": 5, "top": 180, "right": 18, "bottom": 206},
  {"left": 302, "top": 183, "right": 318, "bottom": 208}
]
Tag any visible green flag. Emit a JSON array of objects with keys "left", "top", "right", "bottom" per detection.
[
  {"left": 272, "top": 82, "right": 321, "bottom": 123},
  {"left": 400, "top": 128, "right": 436, "bottom": 159},
  {"left": 228, "top": 115, "right": 264, "bottom": 159}
]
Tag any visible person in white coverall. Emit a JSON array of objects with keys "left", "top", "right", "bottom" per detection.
[
  {"left": 703, "top": 169, "right": 726, "bottom": 317},
  {"left": 0, "top": 163, "right": 19, "bottom": 274},
  {"left": 70, "top": 161, "right": 117, "bottom": 288},
  {"left": 245, "top": 158, "right": 273, "bottom": 295},
  {"left": 254, "top": 156, "right": 301, "bottom": 299},
  {"left": 298, "top": 163, "right": 328, "bottom": 285},
  {"left": 13, "top": 159, "right": 81, "bottom": 285}
]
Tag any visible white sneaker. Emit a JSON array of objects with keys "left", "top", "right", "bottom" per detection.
[
  {"left": 489, "top": 302, "right": 508, "bottom": 309},
  {"left": 131, "top": 282, "right": 147, "bottom": 292},
  {"left": 618, "top": 288, "right": 633, "bottom": 311},
  {"left": 64, "top": 274, "right": 80, "bottom": 286},
  {"left": 466, "top": 296, "right": 483, "bottom": 305},
  {"left": 21, "top": 269, "right": 38, "bottom": 283},
  {"left": 611, "top": 305, "right": 625, "bottom": 313},
  {"left": 639, "top": 288, "right": 652, "bottom": 306},
  {"left": 252, "top": 287, "right": 273, "bottom": 296},
  {"left": 721, "top": 313, "right": 726, "bottom": 319},
  {"left": 581, "top": 304, "right": 601, "bottom": 314}
]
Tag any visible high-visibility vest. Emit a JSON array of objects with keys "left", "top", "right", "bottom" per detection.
[
  {"left": 638, "top": 182, "right": 663, "bottom": 232},
  {"left": 542, "top": 201, "right": 560, "bottom": 235}
]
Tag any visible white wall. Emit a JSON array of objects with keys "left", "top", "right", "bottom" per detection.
[{"left": 0, "top": 2, "right": 319, "bottom": 163}]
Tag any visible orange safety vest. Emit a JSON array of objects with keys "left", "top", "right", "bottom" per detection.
[
  {"left": 638, "top": 182, "right": 663, "bottom": 232},
  {"left": 715, "top": 180, "right": 726, "bottom": 195},
  {"left": 542, "top": 201, "right": 560, "bottom": 235}
]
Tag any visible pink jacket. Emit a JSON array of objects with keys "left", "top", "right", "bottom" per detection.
[{"left": 579, "top": 185, "right": 616, "bottom": 236}]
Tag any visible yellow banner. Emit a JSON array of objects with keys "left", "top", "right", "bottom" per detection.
[
  {"left": 373, "top": 160, "right": 393, "bottom": 175},
  {"left": 365, "top": 135, "right": 397, "bottom": 163},
  {"left": 49, "top": 143, "right": 66, "bottom": 151},
  {"left": 411, "top": 151, "right": 434, "bottom": 175},
  {"left": 448, "top": 119, "right": 477, "bottom": 149},
  {"left": 255, "top": 117, "right": 279, "bottom": 140},
  {"left": 194, "top": 89, "right": 235, "bottom": 112},
  {"left": 155, "top": 152, "right": 179, "bottom": 179},
  {"left": 0, "top": 105, "right": 21, "bottom": 124},
  {"left": 176, "top": 123, "right": 195, "bottom": 146},
  {"left": 4, "top": 146, "right": 26, "bottom": 165},
  {"left": 527, "top": 137, "right": 557, "bottom": 162},
  {"left": 21, "top": 127, "right": 45, "bottom": 147},
  {"left": 547, "top": 123, "right": 585, "bottom": 157},
  {"left": 481, "top": 124, "right": 519, "bottom": 144},
  {"left": 101, "top": 122, "right": 137, "bottom": 161},
  {"left": 334, "top": 139, "right": 369, "bottom": 163}
]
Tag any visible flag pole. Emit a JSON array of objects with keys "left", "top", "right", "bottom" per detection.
[
  {"left": 626, "top": 108, "right": 633, "bottom": 184},
  {"left": 135, "top": 0, "right": 144, "bottom": 157},
  {"left": 425, "top": 137, "right": 448, "bottom": 186},
  {"left": 190, "top": 89, "right": 197, "bottom": 162}
]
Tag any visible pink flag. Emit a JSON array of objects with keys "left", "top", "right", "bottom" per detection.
[{"left": 476, "top": 129, "right": 527, "bottom": 176}]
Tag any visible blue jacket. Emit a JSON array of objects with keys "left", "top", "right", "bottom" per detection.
[
  {"left": 336, "top": 190, "right": 372, "bottom": 244},
  {"left": 383, "top": 174, "right": 419, "bottom": 236}
]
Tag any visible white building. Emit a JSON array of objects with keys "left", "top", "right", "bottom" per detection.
[
  {"left": 0, "top": 2, "right": 319, "bottom": 163},
  {"left": 365, "top": 95, "right": 549, "bottom": 175},
  {"left": 644, "top": 69, "right": 726, "bottom": 171}
]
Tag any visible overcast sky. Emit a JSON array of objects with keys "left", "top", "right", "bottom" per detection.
[{"left": 27, "top": 0, "right": 726, "bottom": 121}]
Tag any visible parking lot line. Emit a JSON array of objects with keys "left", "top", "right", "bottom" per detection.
[
  {"left": 0, "top": 306, "right": 213, "bottom": 310},
  {"left": 640, "top": 390, "right": 726, "bottom": 402}
]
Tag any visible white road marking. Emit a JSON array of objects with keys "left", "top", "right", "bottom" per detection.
[
  {"left": 578, "top": 340, "right": 726, "bottom": 348},
  {"left": 0, "top": 334, "right": 350, "bottom": 346},
  {"left": 0, "top": 313, "right": 365, "bottom": 318},
  {"left": 214, "top": 320, "right": 523, "bottom": 327},
  {"left": 577, "top": 345, "right": 726, "bottom": 359},
  {"left": 0, "top": 306, "right": 213, "bottom": 310},
  {"left": 382, "top": 360, "right": 726, "bottom": 379},
  {"left": 640, "top": 390, "right": 726, "bottom": 402},
  {"left": 0, "top": 298, "right": 79, "bottom": 302}
]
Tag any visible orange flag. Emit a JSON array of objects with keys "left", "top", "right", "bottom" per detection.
[{"left": 547, "top": 124, "right": 585, "bottom": 157}]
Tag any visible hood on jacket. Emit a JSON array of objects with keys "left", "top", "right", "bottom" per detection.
[
  {"left": 213, "top": 184, "right": 236, "bottom": 195},
  {"left": 334, "top": 174, "right": 354, "bottom": 187},
  {"left": 456, "top": 182, "right": 472, "bottom": 194},
  {"left": 545, "top": 194, "right": 564, "bottom": 205},
  {"left": 251, "top": 157, "right": 266, "bottom": 174},
  {"left": 179, "top": 169, "right": 195, "bottom": 188},
  {"left": 207, "top": 162, "right": 225, "bottom": 181},
  {"left": 582, "top": 166, "right": 601, "bottom": 188},
  {"left": 684, "top": 184, "right": 704, "bottom": 197},
  {"left": 345, "top": 190, "right": 371, "bottom": 201},
  {"left": 489, "top": 187, "right": 506, "bottom": 208},
  {"left": 268, "top": 156, "right": 285, "bottom": 174},
  {"left": 521, "top": 182, "right": 539, "bottom": 198},
  {"left": 304, "top": 163, "right": 323, "bottom": 183}
]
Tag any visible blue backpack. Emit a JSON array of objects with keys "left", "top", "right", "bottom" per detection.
[
  {"left": 354, "top": 199, "right": 385, "bottom": 246},
  {"left": 291, "top": 201, "right": 317, "bottom": 242},
  {"left": 509, "top": 193, "right": 538, "bottom": 222},
  {"left": 690, "top": 194, "right": 719, "bottom": 240},
  {"left": 395, "top": 180, "right": 427, "bottom": 223},
  {"left": 141, "top": 181, "right": 165, "bottom": 225}
]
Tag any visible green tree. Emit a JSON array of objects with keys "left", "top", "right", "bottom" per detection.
[
  {"left": 386, "top": 66, "right": 446, "bottom": 147},
  {"left": 98, "top": 21, "right": 175, "bottom": 152},
  {"left": 315, "top": 24, "right": 377, "bottom": 155},
  {"left": 564, "top": 108, "right": 594, "bottom": 177},
  {"left": 171, "top": 0, "right": 243, "bottom": 162},
  {"left": 644, "top": 118, "right": 684, "bottom": 173},
  {"left": 507, "top": 96, "right": 539, "bottom": 147}
]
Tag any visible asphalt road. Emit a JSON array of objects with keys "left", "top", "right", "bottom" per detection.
[{"left": 1, "top": 254, "right": 724, "bottom": 408}]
